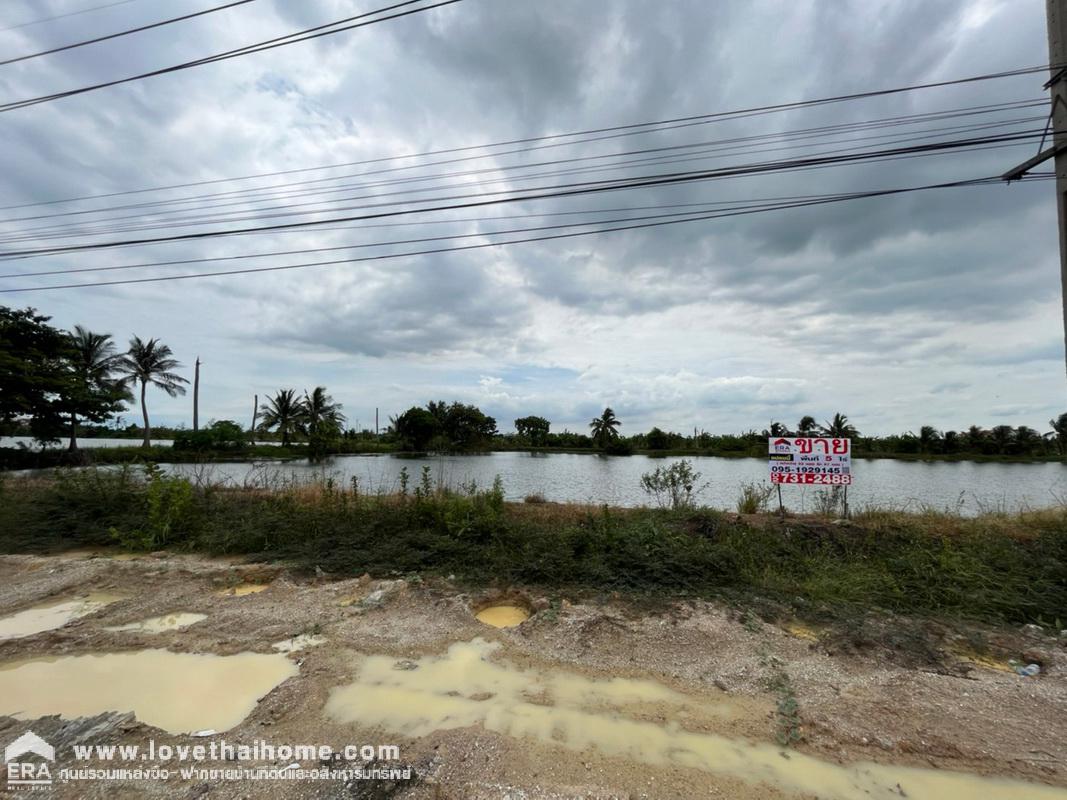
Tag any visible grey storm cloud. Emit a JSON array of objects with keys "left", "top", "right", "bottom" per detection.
[{"left": 0, "top": 0, "right": 1061, "bottom": 434}]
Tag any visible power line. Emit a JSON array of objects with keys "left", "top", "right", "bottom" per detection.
[
  {"left": 0, "top": 0, "right": 462, "bottom": 112},
  {"left": 0, "top": 64, "right": 1053, "bottom": 203},
  {"left": 0, "top": 175, "right": 1049, "bottom": 293},
  {"left": 0, "top": 99, "right": 1042, "bottom": 233},
  {"left": 0, "top": 130, "right": 1045, "bottom": 259},
  {"left": 0, "top": 0, "right": 141, "bottom": 32},
  {"left": 0, "top": 1, "right": 259, "bottom": 67}
]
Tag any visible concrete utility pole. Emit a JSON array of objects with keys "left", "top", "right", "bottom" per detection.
[
  {"left": 251, "top": 394, "right": 259, "bottom": 434},
  {"left": 192, "top": 357, "right": 200, "bottom": 431},
  {"left": 1004, "top": 0, "right": 1067, "bottom": 378}
]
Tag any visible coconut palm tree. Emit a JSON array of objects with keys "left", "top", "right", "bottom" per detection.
[
  {"left": 796, "top": 415, "right": 818, "bottom": 436},
  {"left": 65, "top": 326, "right": 128, "bottom": 451},
  {"left": 302, "top": 386, "right": 346, "bottom": 460},
  {"left": 917, "top": 425, "right": 941, "bottom": 454},
  {"left": 819, "top": 412, "right": 858, "bottom": 438},
  {"left": 589, "top": 407, "right": 621, "bottom": 447},
  {"left": 258, "top": 388, "right": 307, "bottom": 447},
  {"left": 116, "top": 337, "right": 187, "bottom": 448},
  {"left": 1048, "top": 413, "right": 1067, "bottom": 455}
]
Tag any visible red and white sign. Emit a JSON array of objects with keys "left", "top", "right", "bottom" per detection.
[{"left": 768, "top": 437, "right": 852, "bottom": 485}]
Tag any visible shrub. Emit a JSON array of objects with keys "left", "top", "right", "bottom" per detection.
[
  {"left": 736, "top": 481, "right": 775, "bottom": 514},
  {"left": 173, "top": 420, "right": 247, "bottom": 452},
  {"left": 640, "top": 460, "right": 706, "bottom": 510}
]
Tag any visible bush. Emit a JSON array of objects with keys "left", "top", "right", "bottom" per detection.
[
  {"left": 736, "top": 481, "right": 775, "bottom": 514},
  {"left": 640, "top": 460, "right": 705, "bottom": 509},
  {"left": 173, "top": 420, "right": 247, "bottom": 452}
]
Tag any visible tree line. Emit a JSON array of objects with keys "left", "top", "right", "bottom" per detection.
[{"left": 3, "top": 306, "right": 1064, "bottom": 460}]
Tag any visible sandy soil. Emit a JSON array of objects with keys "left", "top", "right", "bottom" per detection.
[{"left": 0, "top": 550, "right": 1064, "bottom": 799}]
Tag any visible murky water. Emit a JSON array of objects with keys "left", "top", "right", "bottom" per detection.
[
  {"left": 158, "top": 452, "right": 1067, "bottom": 516},
  {"left": 475, "top": 605, "right": 530, "bottom": 628},
  {"left": 215, "top": 583, "right": 269, "bottom": 597},
  {"left": 0, "top": 593, "right": 126, "bottom": 640},
  {"left": 0, "top": 649, "right": 297, "bottom": 734},
  {"left": 105, "top": 612, "right": 207, "bottom": 634},
  {"left": 271, "top": 634, "right": 327, "bottom": 653},
  {"left": 326, "top": 639, "right": 1067, "bottom": 800}
]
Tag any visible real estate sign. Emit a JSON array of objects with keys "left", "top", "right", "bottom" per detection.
[{"left": 768, "top": 437, "right": 852, "bottom": 485}]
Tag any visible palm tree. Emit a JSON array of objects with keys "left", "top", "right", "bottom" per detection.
[
  {"left": 819, "top": 412, "right": 858, "bottom": 438},
  {"left": 797, "top": 415, "right": 818, "bottom": 436},
  {"left": 964, "top": 425, "right": 986, "bottom": 452},
  {"left": 116, "top": 337, "right": 187, "bottom": 448},
  {"left": 302, "top": 386, "right": 346, "bottom": 460},
  {"left": 258, "top": 389, "right": 307, "bottom": 447},
  {"left": 1014, "top": 426, "right": 1041, "bottom": 456},
  {"left": 1048, "top": 413, "right": 1067, "bottom": 455},
  {"left": 918, "top": 425, "right": 941, "bottom": 454},
  {"left": 767, "top": 421, "right": 789, "bottom": 437},
  {"left": 989, "top": 425, "right": 1014, "bottom": 455},
  {"left": 589, "top": 407, "right": 621, "bottom": 447},
  {"left": 302, "top": 386, "right": 345, "bottom": 434},
  {"left": 66, "top": 326, "right": 126, "bottom": 451}
]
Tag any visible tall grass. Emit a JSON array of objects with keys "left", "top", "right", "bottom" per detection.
[{"left": 1, "top": 470, "right": 1065, "bottom": 625}]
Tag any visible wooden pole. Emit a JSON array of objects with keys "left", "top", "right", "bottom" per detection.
[
  {"left": 777, "top": 484, "right": 784, "bottom": 516},
  {"left": 192, "top": 357, "right": 200, "bottom": 432}
]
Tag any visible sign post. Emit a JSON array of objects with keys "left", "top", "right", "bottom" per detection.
[{"left": 768, "top": 437, "right": 852, "bottom": 516}]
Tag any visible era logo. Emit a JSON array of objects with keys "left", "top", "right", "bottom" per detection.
[{"left": 5, "top": 731, "right": 54, "bottom": 789}]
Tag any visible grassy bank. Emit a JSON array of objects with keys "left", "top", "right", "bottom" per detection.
[{"left": 1, "top": 468, "right": 1064, "bottom": 627}]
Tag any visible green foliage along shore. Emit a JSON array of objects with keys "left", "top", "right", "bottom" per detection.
[{"left": 1, "top": 469, "right": 1064, "bottom": 628}]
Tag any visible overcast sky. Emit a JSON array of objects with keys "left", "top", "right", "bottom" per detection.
[{"left": 0, "top": 0, "right": 1062, "bottom": 437}]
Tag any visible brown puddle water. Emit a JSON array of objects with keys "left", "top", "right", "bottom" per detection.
[
  {"left": 325, "top": 639, "right": 1067, "bottom": 800},
  {"left": 105, "top": 612, "right": 207, "bottom": 634},
  {"left": 215, "top": 583, "right": 269, "bottom": 597},
  {"left": 271, "top": 634, "right": 327, "bottom": 653},
  {"left": 0, "top": 593, "right": 126, "bottom": 640},
  {"left": 0, "top": 649, "right": 297, "bottom": 734},
  {"left": 475, "top": 605, "right": 530, "bottom": 628}
]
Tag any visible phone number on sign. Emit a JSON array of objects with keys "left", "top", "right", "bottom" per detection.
[{"left": 771, "top": 473, "right": 853, "bottom": 485}]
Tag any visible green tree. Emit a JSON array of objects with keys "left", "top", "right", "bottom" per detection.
[
  {"left": 116, "top": 337, "right": 188, "bottom": 448},
  {"left": 766, "top": 421, "right": 789, "bottom": 438},
  {"left": 302, "top": 386, "right": 345, "bottom": 460},
  {"left": 796, "top": 415, "right": 818, "bottom": 436},
  {"left": 645, "top": 426, "right": 671, "bottom": 450},
  {"left": 989, "top": 425, "right": 1014, "bottom": 455},
  {"left": 392, "top": 406, "right": 440, "bottom": 451},
  {"left": 514, "top": 415, "right": 551, "bottom": 447},
  {"left": 589, "top": 407, "right": 621, "bottom": 448},
  {"left": 62, "top": 326, "right": 129, "bottom": 451},
  {"left": 441, "top": 402, "right": 497, "bottom": 450},
  {"left": 918, "top": 425, "right": 941, "bottom": 454},
  {"left": 964, "top": 425, "right": 987, "bottom": 452},
  {"left": 1048, "top": 413, "right": 1067, "bottom": 455},
  {"left": 258, "top": 389, "right": 306, "bottom": 447},
  {"left": 819, "top": 412, "right": 858, "bottom": 438},
  {"left": 0, "top": 306, "right": 71, "bottom": 442},
  {"left": 1013, "top": 426, "right": 1041, "bottom": 456}
]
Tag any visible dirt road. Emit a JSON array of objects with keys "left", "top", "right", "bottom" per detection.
[{"left": 0, "top": 551, "right": 1064, "bottom": 799}]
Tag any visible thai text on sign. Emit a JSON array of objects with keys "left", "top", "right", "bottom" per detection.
[{"left": 768, "top": 437, "right": 852, "bottom": 485}]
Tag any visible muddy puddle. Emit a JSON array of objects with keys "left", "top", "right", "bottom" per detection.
[
  {"left": 475, "top": 605, "right": 530, "bottom": 628},
  {"left": 105, "top": 612, "right": 207, "bottom": 634},
  {"left": 326, "top": 638, "right": 1067, "bottom": 800},
  {"left": 215, "top": 583, "right": 270, "bottom": 597},
  {"left": 0, "top": 593, "right": 126, "bottom": 640},
  {"left": 272, "top": 634, "right": 327, "bottom": 653},
  {"left": 0, "top": 649, "right": 297, "bottom": 734}
]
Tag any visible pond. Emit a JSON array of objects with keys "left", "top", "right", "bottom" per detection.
[{"left": 160, "top": 451, "right": 1067, "bottom": 516}]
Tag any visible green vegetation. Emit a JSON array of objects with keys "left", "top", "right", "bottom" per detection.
[
  {"left": 3, "top": 304, "right": 1064, "bottom": 465},
  {"left": 116, "top": 336, "right": 189, "bottom": 448},
  {"left": 2, "top": 469, "right": 1064, "bottom": 627}
]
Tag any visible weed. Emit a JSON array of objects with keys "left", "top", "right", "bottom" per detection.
[
  {"left": 736, "top": 481, "right": 774, "bottom": 514},
  {"left": 640, "top": 460, "right": 707, "bottom": 510}
]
